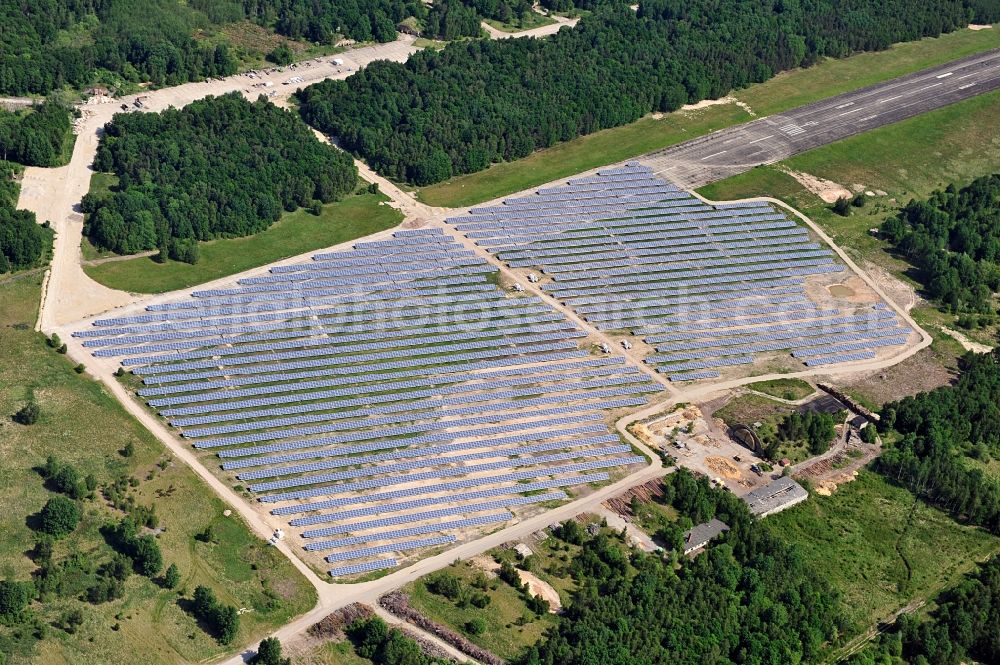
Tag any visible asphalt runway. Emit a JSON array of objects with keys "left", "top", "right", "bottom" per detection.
[{"left": 639, "top": 48, "right": 1000, "bottom": 188}]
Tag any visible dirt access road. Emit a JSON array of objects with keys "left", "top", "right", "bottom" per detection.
[
  {"left": 481, "top": 13, "right": 578, "bottom": 39},
  {"left": 21, "top": 36, "right": 418, "bottom": 331}
]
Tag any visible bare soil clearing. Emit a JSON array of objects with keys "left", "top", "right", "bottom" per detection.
[{"left": 781, "top": 168, "right": 852, "bottom": 203}]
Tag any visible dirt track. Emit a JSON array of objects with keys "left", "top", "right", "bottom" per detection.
[{"left": 22, "top": 36, "right": 418, "bottom": 330}]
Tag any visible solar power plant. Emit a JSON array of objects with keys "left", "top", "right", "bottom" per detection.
[
  {"left": 75, "top": 230, "right": 660, "bottom": 577},
  {"left": 445, "top": 163, "right": 914, "bottom": 381}
]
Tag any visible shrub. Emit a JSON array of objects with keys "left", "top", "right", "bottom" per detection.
[
  {"left": 426, "top": 571, "right": 462, "bottom": 600},
  {"left": 161, "top": 563, "right": 181, "bottom": 589},
  {"left": 266, "top": 44, "right": 294, "bottom": 66},
  {"left": 12, "top": 401, "right": 40, "bottom": 425},
  {"left": 132, "top": 535, "right": 163, "bottom": 577},
  {"left": 832, "top": 196, "right": 851, "bottom": 216},
  {"left": 861, "top": 424, "right": 878, "bottom": 444},
  {"left": 252, "top": 637, "right": 291, "bottom": 665},
  {"left": 0, "top": 579, "right": 34, "bottom": 619},
  {"left": 191, "top": 585, "right": 241, "bottom": 645},
  {"left": 465, "top": 617, "right": 487, "bottom": 635},
  {"left": 38, "top": 496, "right": 79, "bottom": 538}
]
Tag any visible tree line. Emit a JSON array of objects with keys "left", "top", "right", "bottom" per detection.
[
  {"left": 847, "top": 555, "right": 999, "bottom": 665},
  {"left": 876, "top": 349, "right": 1000, "bottom": 534},
  {"left": 82, "top": 93, "right": 356, "bottom": 256},
  {"left": 0, "top": 160, "right": 48, "bottom": 274},
  {"left": 0, "top": 0, "right": 238, "bottom": 96},
  {"left": 517, "top": 469, "right": 845, "bottom": 665},
  {"left": 297, "top": 0, "right": 999, "bottom": 185},
  {"left": 0, "top": 102, "right": 73, "bottom": 168},
  {"left": 880, "top": 174, "right": 1000, "bottom": 313}
]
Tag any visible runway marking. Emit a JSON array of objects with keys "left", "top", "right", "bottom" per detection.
[
  {"left": 858, "top": 115, "right": 878, "bottom": 122},
  {"left": 917, "top": 82, "right": 943, "bottom": 91},
  {"left": 780, "top": 123, "right": 805, "bottom": 136},
  {"left": 877, "top": 95, "right": 902, "bottom": 104},
  {"left": 837, "top": 107, "right": 864, "bottom": 116},
  {"left": 700, "top": 150, "right": 727, "bottom": 161},
  {"left": 835, "top": 102, "right": 854, "bottom": 109},
  {"left": 936, "top": 72, "right": 953, "bottom": 79},
  {"left": 747, "top": 134, "right": 775, "bottom": 144},
  {"left": 958, "top": 83, "right": 976, "bottom": 90},
  {"left": 956, "top": 72, "right": 978, "bottom": 80}
]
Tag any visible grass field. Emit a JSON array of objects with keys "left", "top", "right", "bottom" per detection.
[
  {"left": 0, "top": 275, "right": 316, "bottom": 664},
  {"left": 84, "top": 192, "right": 402, "bottom": 293},
  {"left": 747, "top": 378, "right": 815, "bottom": 401},
  {"left": 416, "top": 25, "right": 999, "bottom": 208},
  {"left": 766, "top": 471, "right": 999, "bottom": 634},
  {"left": 402, "top": 529, "right": 594, "bottom": 661},
  {"left": 714, "top": 392, "right": 794, "bottom": 428},
  {"left": 404, "top": 559, "right": 560, "bottom": 661},
  {"left": 417, "top": 103, "right": 752, "bottom": 207},
  {"left": 484, "top": 10, "right": 556, "bottom": 32}
]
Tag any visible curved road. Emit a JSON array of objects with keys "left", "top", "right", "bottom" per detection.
[{"left": 641, "top": 48, "right": 1000, "bottom": 188}]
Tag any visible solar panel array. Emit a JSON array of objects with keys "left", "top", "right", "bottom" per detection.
[
  {"left": 75, "top": 230, "right": 659, "bottom": 577},
  {"left": 445, "top": 163, "right": 913, "bottom": 379}
]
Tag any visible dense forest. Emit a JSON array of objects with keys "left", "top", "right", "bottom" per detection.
[
  {"left": 0, "top": 0, "right": 239, "bottom": 96},
  {"left": 876, "top": 350, "right": 1000, "bottom": 534},
  {"left": 425, "top": 0, "right": 484, "bottom": 40},
  {"left": 298, "top": 0, "right": 1000, "bottom": 185},
  {"left": 82, "top": 93, "right": 356, "bottom": 255},
  {"left": 236, "top": 0, "right": 422, "bottom": 44},
  {"left": 848, "top": 556, "right": 1000, "bottom": 665},
  {"left": 880, "top": 175, "right": 1000, "bottom": 313},
  {"left": 517, "top": 469, "right": 844, "bottom": 665},
  {"left": 0, "top": 160, "right": 48, "bottom": 273},
  {"left": 0, "top": 102, "right": 74, "bottom": 168}
]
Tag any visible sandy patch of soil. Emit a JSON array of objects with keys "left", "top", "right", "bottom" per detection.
[
  {"left": 668, "top": 95, "right": 756, "bottom": 117},
  {"left": 828, "top": 284, "right": 856, "bottom": 298},
  {"left": 969, "top": 24, "right": 993, "bottom": 30},
  {"left": 471, "top": 555, "right": 562, "bottom": 612},
  {"left": 940, "top": 326, "right": 994, "bottom": 354},
  {"left": 860, "top": 262, "right": 917, "bottom": 313},
  {"left": 780, "top": 168, "right": 852, "bottom": 203}
]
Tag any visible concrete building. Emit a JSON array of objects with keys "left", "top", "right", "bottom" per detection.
[
  {"left": 683, "top": 518, "right": 730, "bottom": 555},
  {"left": 742, "top": 476, "right": 809, "bottom": 517}
]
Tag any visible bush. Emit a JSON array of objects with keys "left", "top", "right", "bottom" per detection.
[
  {"left": 57, "top": 608, "right": 84, "bottom": 634},
  {"left": 860, "top": 424, "right": 878, "bottom": 444},
  {"left": 86, "top": 576, "right": 124, "bottom": 604},
  {"left": 12, "top": 401, "right": 40, "bottom": 425},
  {"left": 831, "top": 196, "right": 851, "bottom": 217},
  {"left": 191, "top": 585, "right": 241, "bottom": 645},
  {"left": 465, "top": 617, "right": 487, "bottom": 635},
  {"left": 851, "top": 192, "right": 866, "bottom": 207},
  {"left": 132, "top": 535, "right": 163, "bottom": 577},
  {"left": 38, "top": 497, "right": 80, "bottom": 538},
  {"left": 73, "top": 363, "right": 85, "bottom": 374},
  {"left": 252, "top": 637, "right": 291, "bottom": 665},
  {"left": 162, "top": 563, "right": 181, "bottom": 589},
  {"left": 266, "top": 44, "right": 294, "bottom": 66},
  {"left": 426, "top": 571, "right": 462, "bottom": 600},
  {"left": 0, "top": 579, "right": 34, "bottom": 619}
]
